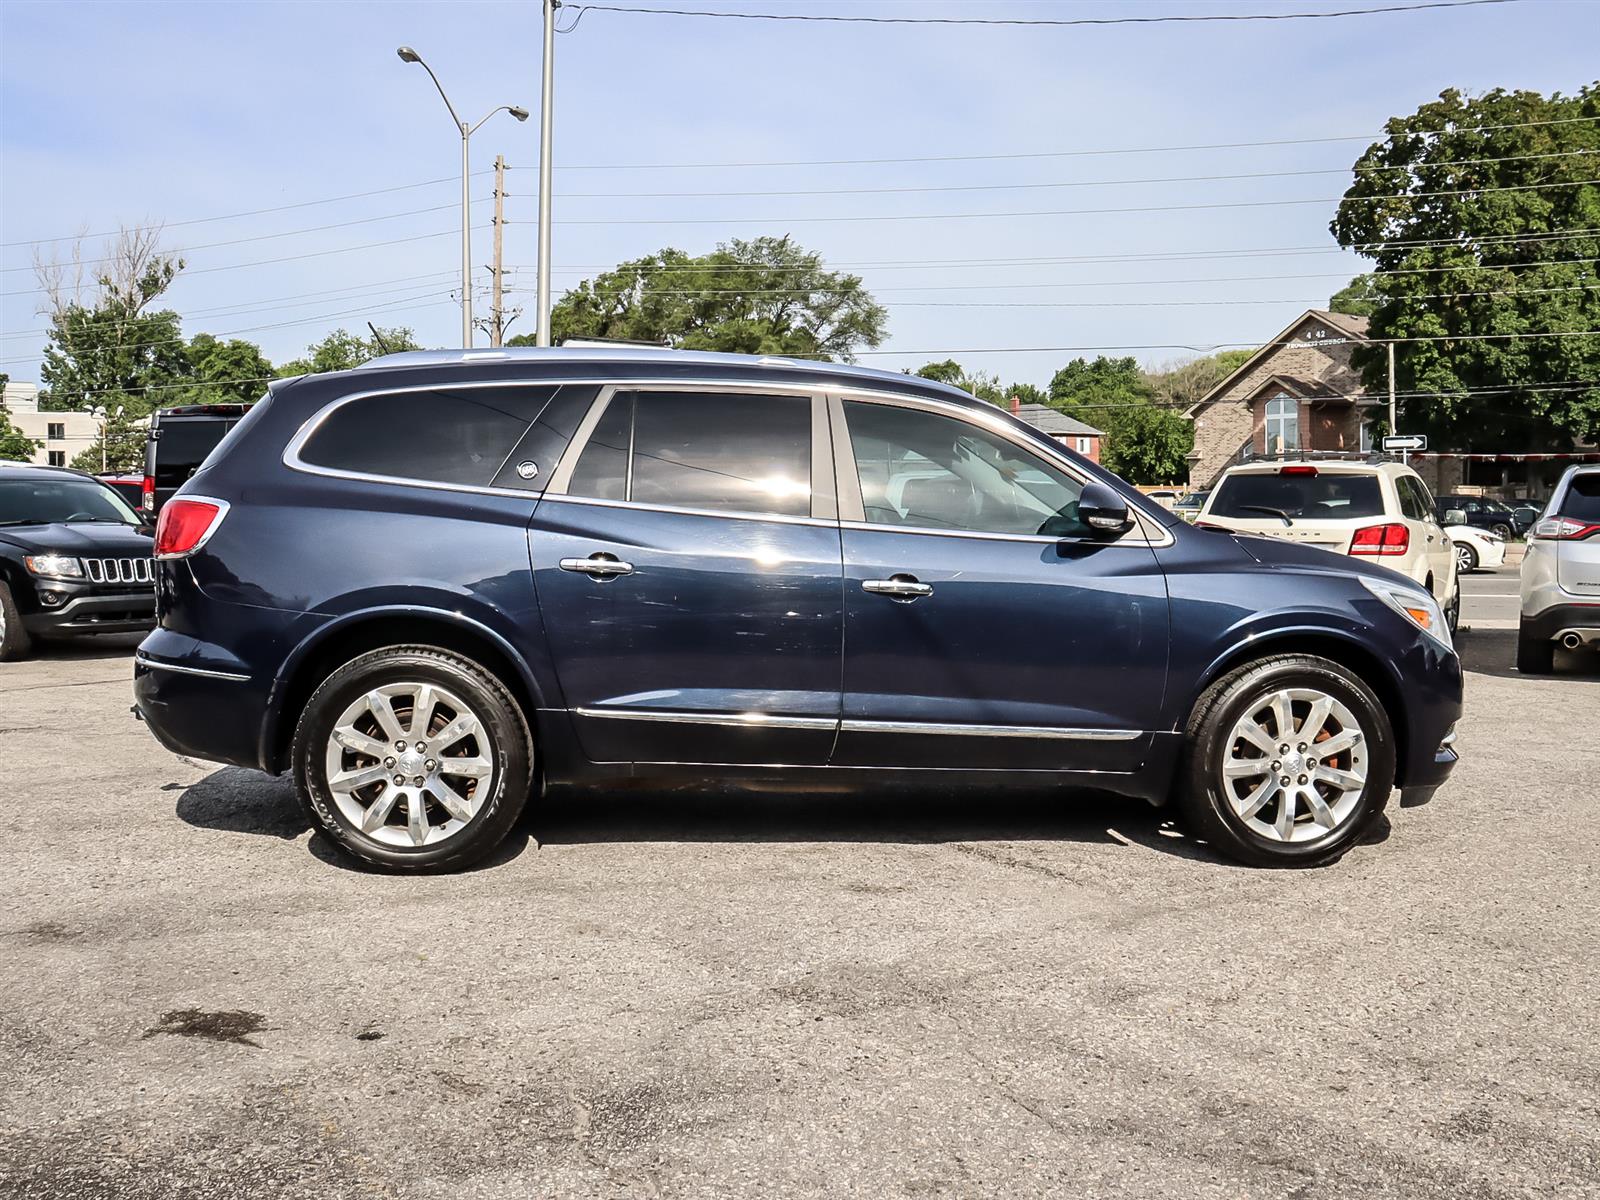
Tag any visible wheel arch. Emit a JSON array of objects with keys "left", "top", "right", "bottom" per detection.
[
  {"left": 1182, "top": 630, "right": 1409, "bottom": 787},
  {"left": 260, "top": 606, "right": 549, "bottom": 774}
]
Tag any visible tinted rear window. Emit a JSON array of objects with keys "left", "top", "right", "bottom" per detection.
[
  {"left": 1560, "top": 473, "right": 1600, "bottom": 522},
  {"left": 154, "top": 418, "right": 236, "bottom": 468},
  {"left": 1210, "top": 472, "right": 1385, "bottom": 520},
  {"left": 298, "top": 387, "right": 558, "bottom": 487}
]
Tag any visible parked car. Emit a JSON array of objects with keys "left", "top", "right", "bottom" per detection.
[
  {"left": 1198, "top": 458, "right": 1461, "bottom": 632},
  {"left": 1434, "top": 494, "right": 1532, "bottom": 540},
  {"left": 97, "top": 472, "right": 146, "bottom": 510},
  {"left": 1172, "top": 490, "right": 1209, "bottom": 523},
  {"left": 1142, "top": 488, "right": 1182, "bottom": 510},
  {"left": 141, "top": 403, "right": 253, "bottom": 515},
  {"left": 0, "top": 463, "right": 156, "bottom": 660},
  {"left": 1445, "top": 524, "right": 1506, "bottom": 575},
  {"left": 1517, "top": 464, "right": 1600, "bottom": 673},
  {"left": 133, "top": 349, "right": 1461, "bottom": 872}
]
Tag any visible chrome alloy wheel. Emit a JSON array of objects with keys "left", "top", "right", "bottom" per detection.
[
  {"left": 323, "top": 681, "right": 496, "bottom": 848},
  {"left": 1455, "top": 541, "right": 1475, "bottom": 575},
  {"left": 1220, "top": 688, "right": 1368, "bottom": 843}
]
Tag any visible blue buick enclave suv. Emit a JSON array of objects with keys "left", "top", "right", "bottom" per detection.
[{"left": 134, "top": 348, "right": 1461, "bottom": 871}]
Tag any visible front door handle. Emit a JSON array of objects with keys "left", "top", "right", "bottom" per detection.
[
  {"left": 559, "top": 553, "right": 634, "bottom": 580},
  {"left": 862, "top": 574, "right": 933, "bottom": 600}
]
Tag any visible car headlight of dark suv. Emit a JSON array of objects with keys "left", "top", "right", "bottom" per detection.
[{"left": 23, "top": 554, "right": 85, "bottom": 580}]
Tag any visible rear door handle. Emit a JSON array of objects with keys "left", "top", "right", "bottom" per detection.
[
  {"left": 862, "top": 574, "right": 933, "bottom": 600},
  {"left": 559, "top": 553, "right": 634, "bottom": 580}
]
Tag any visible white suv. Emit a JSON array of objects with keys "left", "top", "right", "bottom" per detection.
[
  {"left": 1199, "top": 458, "right": 1460, "bottom": 631},
  {"left": 1518, "top": 464, "right": 1600, "bottom": 673}
]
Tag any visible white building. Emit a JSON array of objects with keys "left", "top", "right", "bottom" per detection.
[{"left": 1, "top": 381, "right": 108, "bottom": 468}]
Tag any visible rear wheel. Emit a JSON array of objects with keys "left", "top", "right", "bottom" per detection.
[
  {"left": 1444, "top": 583, "right": 1460, "bottom": 635},
  {"left": 1489, "top": 522, "right": 1513, "bottom": 540},
  {"left": 292, "top": 645, "right": 533, "bottom": 872},
  {"left": 1179, "top": 655, "right": 1395, "bottom": 868},
  {"left": 0, "top": 581, "right": 33, "bottom": 662},
  {"left": 1454, "top": 541, "right": 1477, "bottom": 575},
  {"left": 1516, "top": 621, "right": 1555, "bottom": 675}
]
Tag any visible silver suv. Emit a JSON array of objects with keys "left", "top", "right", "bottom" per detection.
[{"left": 1518, "top": 464, "right": 1600, "bottom": 673}]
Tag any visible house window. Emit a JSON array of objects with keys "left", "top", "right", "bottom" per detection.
[
  {"left": 1265, "top": 395, "right": 1299, "bottom": 454},
  {"left": 48, "top": 451, "right": 66, "bottom": 467},
  {"left": 1075, "top": 436, "right": 1093, "bottom": 454},
  {"left": 47, "top": 422, "right": 65, "bottom": 440}
]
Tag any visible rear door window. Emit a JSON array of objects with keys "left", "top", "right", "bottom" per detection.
[
  {"left": 1560, "top": 473, "right": 1600, "bottom": 522},
  {"left": 298, "top": 387, "right": 557, "bottom": 487},
  {"left": 1396, "top": 476, "right": 1431, "bottom": 521},
  {"left": 1210, "top": 472, "right": 1385, "bottom": 520},
  {"left": 564, "top": 391, "right": 814, "bottom": 518}
]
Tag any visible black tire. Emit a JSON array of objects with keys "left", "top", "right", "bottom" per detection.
[
  {"left": 1489, "top": 522, "right": 1513, "bottom": 541},
  {"left": 291, "top": 645, "right": 533, "bottom": 872},
  {"left": 1516, "top": 621, "right": 1555, "bottom": 675},
  {"left": 1178, "top": 654, "right": 1396, "bottom": 868},
  {"left": 0, "top": 580, "right": 34, "bottom": 662},
  {"left": 1444, "top": 583, "right": 1460, "bottom": 635},
  {"left": 1454, "top": 541, "right": 1478, "bottom": 575}
]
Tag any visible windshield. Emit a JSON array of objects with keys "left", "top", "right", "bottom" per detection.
[
  {"left": 0, "top": 478, "right": 142, "bottom": 527},
  {"left": 1210, "top": 472, "right": 1385, "bottom": 520}
]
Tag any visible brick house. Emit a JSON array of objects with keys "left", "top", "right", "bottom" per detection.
[
  {"left": 1185, "top": 309, "right": 1375, "bottom": 491},
  {"left": 1009, "top": 398, "right": 1103, "bottom": 463}
]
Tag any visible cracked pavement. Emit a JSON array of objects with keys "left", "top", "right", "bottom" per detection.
[{"left": 1, "top": 617, "right": 1597, "bottom": 1198}]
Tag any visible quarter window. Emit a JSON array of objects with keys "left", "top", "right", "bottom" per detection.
[
  {"left": 842, "top": 401, "right": 1088, "bottom": 538},
  {"left": 1264, "top": 395, "right": 1299, "bottom": 453},
  {"left": 565, "top": 391, "right": 813, "bottom": 518},
  {"left": 1396, "top": 476, "right": 1431, "bottom": 521},
  {"left": 298, "top": 387, "right": 557, "bottom": 487}
]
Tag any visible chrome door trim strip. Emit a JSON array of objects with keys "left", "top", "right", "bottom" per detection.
[
  {"left": 841, "top": 719, "right": 1143, "bottom": 741},
  {"left": 573, "top": 707, "right": 839, "bottom": 731},
  {"left": 135, "top": 654, "right": 251, "bottom": 682}
]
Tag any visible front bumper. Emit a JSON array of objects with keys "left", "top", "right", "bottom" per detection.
[{"left": 21, "top": 587, "right": 155, "bottom": 636}]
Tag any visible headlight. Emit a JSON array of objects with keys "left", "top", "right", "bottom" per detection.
[
  {"left": 1360, "top": 575, "right": 1452, "bottom": 650},
  {"left": 23, "top": 554, "right": 84, "bottom": 579}
]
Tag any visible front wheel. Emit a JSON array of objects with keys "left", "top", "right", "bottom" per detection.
[
  {"left": 1489, "top": 522, "right": 1513, "bottom": 541},
  {"left": 0, "top": 581, "right": 33, "bottom": 662},
  {"left": 1178, "top": 655, "right": 1396, "bottom": 867},
  {"left": 291, "top": 646, "right": 533, "bottom": 872},
  {"left": 1455, "top": 541, "right": 1478, "bottom": 575}
]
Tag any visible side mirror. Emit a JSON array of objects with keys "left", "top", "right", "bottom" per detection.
[
  {"left": 1079, "top": 482, "right": 1133, "bottom": 537},
  {"left": 1443, "top": 509, "right": 1467, "bottom": 525}
]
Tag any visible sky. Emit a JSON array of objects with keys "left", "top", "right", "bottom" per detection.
[{"left": 2, "top": 0, "right": 1597, "bottom": 393}]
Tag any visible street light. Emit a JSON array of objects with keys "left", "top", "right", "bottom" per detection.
[{"left": 396, "top": 46, "right": 528, "bottom": 348}]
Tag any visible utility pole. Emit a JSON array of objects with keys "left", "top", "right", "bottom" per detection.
[
  {"left": 1387, "top": 340, "right": 1397, "bottom": 435},
  {"left": 535, "top": 0, "right": 558, "bottom": 346},
  {"left": 491, "top": 154, "right": 507, "bottom": 347}
]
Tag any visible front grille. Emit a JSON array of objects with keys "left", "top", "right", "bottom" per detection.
[{"left": 82, "top": 557, "right": 154, "bottom": 585}]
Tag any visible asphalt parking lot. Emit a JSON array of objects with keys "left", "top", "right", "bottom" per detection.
[{"left": 2, "top": 570, "right": 1597, "bottom": 1199}]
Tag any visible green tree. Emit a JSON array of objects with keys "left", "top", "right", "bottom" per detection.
[
  {"left": 1005, "top": 382, "right": 1048, "bottom": 407},
  {"left": 1329, "top": 85, "right": 1600, "bottom": 449},
  {"left": 69, "top": 405, "right": 145, "bottom": 473},
  {"left": 278, "top": 326, "right": 420, "bottom": 376},
  {"left": 1144, "top": 349, "right": 1255, "bottom": 411},
  {"left": 913, "top": 359, "right": 1004, "bottom": 404},
  {"left": 0, "top": 375, "right": 43, "bottom": 462},
  {"left": 516, "top": 236, "right": 888, "bottom": 361},
  {"left": 181, "top": 333, "right": 275, "bottom": 403},
  {"left": 1328, "top": 274, "right": 1387, "bottom": 319},
  {"left": 1049, "top": 356, "right": 1192, "bottom": 483}
]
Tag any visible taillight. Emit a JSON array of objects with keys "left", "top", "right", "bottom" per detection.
[
  {"left": 154, "top": 497, "right": 229, "bottom": 558},
  {"left": 141, "top": 474, "right": 155, "bottom": 512},
  {"left": 1533, "top": 516, "right": 1600, "bottom": 540},
  {"left": 1349, "top": 522, "right": 1410, "bottom": 556},
  {"left": 1279, "top": 465, "right": 1319, "bottom": 476}
]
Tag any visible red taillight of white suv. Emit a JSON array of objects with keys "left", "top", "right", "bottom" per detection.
[
  {"left": 1349, "top": 522, "right": 1410, "bottom": 556},
  {"left": 1532, "top": 516, "right": 1600, "bottom": 540},
  {"left": 141, "top": 474, "right": 156, "bottom": 512},
  {"left": 154, "top": 497, "right": 230, "bottom": 559}
]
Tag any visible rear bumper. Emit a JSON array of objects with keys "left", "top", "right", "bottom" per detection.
[
  {"left": 21, "top": 589, "right": 155, "bottom": 636},
  {"left": 133, "top": 648, "right": 268, "bottom": 769},
  {"left": 1520, "top": 602, "right": 1600, "bottom": 643}
]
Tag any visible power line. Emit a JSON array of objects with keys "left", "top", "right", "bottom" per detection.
[
  {"left": 538, "top": 178, "right": 1600, "bottom": 227},
  {"left": 564, "top": 1, "right": 1520, "bottom": 29},
  {"left": 545, "top": 150, "right": 1598, "bottom": 200},
  {"left": 546, "top": 115, "right": 1598, "bottom": 171},
  {"left": 853, "top": 329, "right": 1600, "bottom": 358}
]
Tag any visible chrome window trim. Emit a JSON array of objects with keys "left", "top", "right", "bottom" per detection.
[
  {"left": 536, "top": 491, "right": 840, "bottom": 529},
  {"left": 278, "top": 374, "right": 1170, "bottom": 545},
  {"left": 841, "top": 719, "right": 1143, "bottom": 741},
  {"left": 573, "top": 707, "right": 837, "bottom": 731},
  {"left": 135, "top": 653, "right": 250, "bottom": 682},
  {"left": 572, "top": 707, "right": 1143, "bottom": 742}
]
